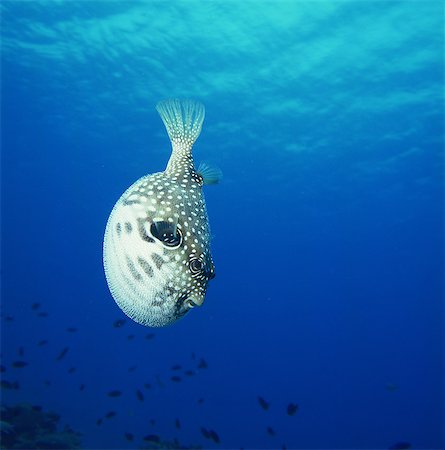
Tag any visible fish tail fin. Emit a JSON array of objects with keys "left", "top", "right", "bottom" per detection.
[{"left": 156, "top": 99, "right": 205, "bottom": 148}]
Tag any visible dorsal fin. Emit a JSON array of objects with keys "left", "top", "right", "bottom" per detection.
[{"left": 197, "top": 162, "right": 222, "bottom": 185}]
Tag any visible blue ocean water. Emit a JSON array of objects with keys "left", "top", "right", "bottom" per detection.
[{"left": 1, "top": 1, "right": 443, "bottom": 449}]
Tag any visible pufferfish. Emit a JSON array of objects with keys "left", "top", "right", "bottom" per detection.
[{"left": 103, "top": 99, "right": 220, "bottom": 327}]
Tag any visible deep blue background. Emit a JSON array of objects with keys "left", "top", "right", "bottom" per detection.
[{"left": 1, "top": 1, "right": 443, "bottom": 449}]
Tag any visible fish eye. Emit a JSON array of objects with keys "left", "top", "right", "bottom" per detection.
[
  {"left": 150, "top": 221, "right": 182, "bottom": 248},
  {"left": 189, "top": 258, "right": 203, "bottom": 274}
]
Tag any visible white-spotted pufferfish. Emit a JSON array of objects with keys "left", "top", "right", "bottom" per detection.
[{"left": 103, "top": 99, "right": 220, "bottom": 327}]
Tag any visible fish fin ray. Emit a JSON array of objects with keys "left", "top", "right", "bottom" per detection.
[
  {"left": 153, "top": 219, "right": 178, "bottom": 237},
  {"left": 156, "top": 99, "right": 205, "bottom": 147},
  {"left": 197, "top": 162, "right": 222, "bottom": 185}
]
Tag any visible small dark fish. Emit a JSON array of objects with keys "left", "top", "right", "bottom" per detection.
[
  {"left": 197, "top": 397, "right": 204, "bottom": 404},
  {"left": 144, "top": 383, "right": 152, "bottom": 389},
  {"left": 258, "top": 396, "right": 269, "bottom": 410},
  {"left": 12, "top": 360, "right": 28, "bottom": 368},
  {"left": 32, "top": 302, "right": 41, "bottom": 310},
  {"left": 149, "top": 419, "right": 156, "bottom": 426},
  {"left": 209, "top": 430, "right": 220, "bottom": 443},
  {"left": 1, "top": 380, "right": 19, "bottom": 390},
  {"left": 32, "top": 405, "right": 42, "bottom": 412},
  {"left": 127, "top": 334, "right": 135, "bottom": 340},
  {"left": 389, "top": 443, "right": 411, "bottom": 450},
  {"left": 56, "top": 347, "right": 69, "bottom": 361},
  {"left": 287, "top": 403, "right": 298, "bottom": 416},
  {"left": 18, "top": 346, "right": 25, "bottom": 357},
  {"left": 105, "top": 411, "right": 116, "bottom": 419},
  {"left": 124, "top": 433, "right": 134, "bottom": 441},
  {"left": 191, "top": 352, "right": 196, "bottom": 360},
  {"left": 145, "top": 333, "right": 155, "bottom": 340},
  {"left": 136, "top": 389, "right": 144, "bottom": 401},
  {"left": 171, "top": 375, "right": 182, "bottom": 382},
  {"left": 66, "top": 327, "right": 78, "bottom": 332},
  {"left": 44, "top": 379, "right": 51, "bottom": 386},
  {"left": 144, "top": 434, "right": 160, "bottom": 443},
  {"left": 267, "top": 426, "right": 275, "bottom": 436},
  {"left": 79, "top": 384, "right": 85, "bottom": 391},
  {"left": 128, "top": 366, "right": 137, "bottom": 372},
  {"left": 113, "top": 319, "right": 126, "bottom": 328},
  {"left": 38, "top": 340, "right": 48, "bottom": 346},
  {"left": 184, "top": 370, "right": 195, "bottom": 376},
  {"left": 0, "top": 365, "right": 6, "bottom": 373},
  {"left": 38, "top": 312, "right": 48, "bottom": 317},
  {"left": 171, "top": 364, "right": 182, "bottom": 371},
  {"left": 5, "top": 315, "right": 14, "bottom": 322},
  {"left": 200, "top": 427, "right": 211, "bottom": 439},
  {"left": 175, "top": 418, "right": 181, "bottom": 429},
  {"left": 107, "top": 390, "right": 122, "bottom": 397},
  {"left": 96, "top": 418, "right": 103, "bottom": 426},
  {"left": 197, "top": 358, "right": 208, "bottom": 369},
  {"left": 68, "top": 367, "right": 76, "bottom": 374}
]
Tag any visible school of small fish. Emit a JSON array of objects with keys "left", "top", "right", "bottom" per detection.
[{"left": 1, "top": 303, "right": 410, "bottom": 449}]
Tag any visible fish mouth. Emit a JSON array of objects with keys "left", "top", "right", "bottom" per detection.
[
  {"left": 178, "top": 295, "right": 198, "bottom": 311},
  {"left": 185, "top": 297, "right": 196, "bottom": 308}
]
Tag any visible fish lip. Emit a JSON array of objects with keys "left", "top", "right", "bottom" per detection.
[{"left": 185, "top": 298, "right": 199, "bottom": 309}]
